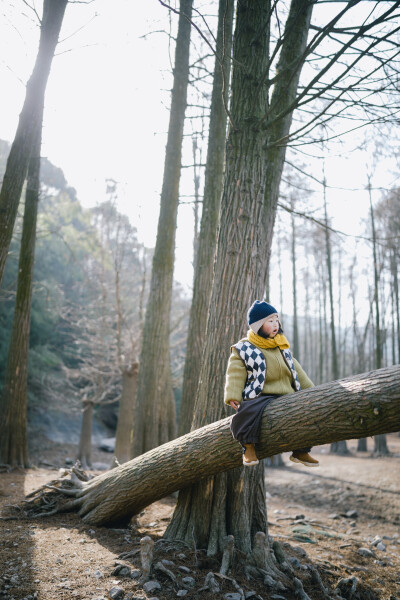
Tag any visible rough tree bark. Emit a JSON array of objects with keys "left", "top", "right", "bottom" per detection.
[
  {"left": 323, "top": 177, "right": 339, "bottom": 381},
  {"left": 77, "top": 400, "right": 94, "bottom": 470},
  {"left": 373, "top": 433, "right": 389, "bottom": 456},
  {"left": 165, "top": 0, "right": 313, "bottom": 556},
  {"left": 132, "top": 0, "right": 193, "bottom": 456},
  {"left": 369, "top": 181, "right": 382, "bottom": 370},
  {"left": 357, "top": 438, "right": 367, "bottom": 452},
  {"left": 0, "top": 117, "right": 43, "bottom": 468},
  {"left": 325, "top": 180, "right": 349, "bottom": 456},
  {"left": 0, "top": 0, "right": 67, "bottom": 286},
  {"left": 27, "top": 365, "right": 400, "bottom": 526},
  {"left": 390, "top": 248, "right": 400, "bottom": 362},
  {"left": 178, "top": 0, "right": 234, "bottom": 436},
  {"left": 113, "top": 363, "right": 139, "bottom": 466},
  {"left": 330, "top": 440, "right": 350, "bottom": 455},
  {"left": 369, "top": 184, "right": 389, "bottom": 455},
  {"left": 291, "top": 195, "right": 300, "bottom": 358}
]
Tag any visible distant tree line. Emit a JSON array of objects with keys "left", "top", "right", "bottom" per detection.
[
  {"left": 269, "top": 181, "right": 400, "bottom": 387},
  {"left": 0, "top": 140, "right": 189, "bottom": 463}
]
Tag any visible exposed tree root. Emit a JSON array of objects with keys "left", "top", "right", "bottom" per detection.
[
  {"left": 14, "top": 463, "right": 89, "bottom": 519},
  {"left": 308, "top": 565, "right": 335, "bottom": 599},
  {"left": 118, "top": 548, "right": 140, "bottom": 561},
  {"left": 154, "top": 561, "right": 178, "bottom": 587},
  {"left": 335, "top": 576, "right": 359, "bottom": 599},
  {"left": 42, "top": 485, "right": 82, "bottom": 496},
  {"left": 272, "top": 540, "right": 295, "bottom": 576},
  {"left": 139, "top": 535, "right": 154, "bottom": 583},
  {"left": 243, "top": 534, "right": 355, "bottom": 600},
  {"left": 219, "top": 535, "right": 234, "bottom": 575},
  {"left": 198, "top": 571, "right": 221, "bottom": 593},
  {"left": 294, "top": 576, "right": 313, "bottom": 599},
  {"left": 215, "top": 573, "right": 245, "bottom": 600},
  {"left": 96, "top": 528, "right": 381, "bottom": 600}
]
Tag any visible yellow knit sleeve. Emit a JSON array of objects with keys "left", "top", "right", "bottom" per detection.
[
  {"left": 293, "top": 358, "right": 314, "bottom": 389},
  {"left": 224, "top": 349, "right": 247, "bottom": 405}
]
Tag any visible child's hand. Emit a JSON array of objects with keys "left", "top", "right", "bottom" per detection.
[{"left": 229, "top": 400, "right": 240, "bottom": 411}]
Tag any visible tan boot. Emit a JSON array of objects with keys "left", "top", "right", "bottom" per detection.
[
  {"left": 242, "top": 443, "right": 259, "bottom": 466},
  {"left": 290, "top": 451, "right": 319, "bottom": 467}
]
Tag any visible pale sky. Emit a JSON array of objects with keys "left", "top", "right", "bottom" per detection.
[
  {"left": 1, "top": 1, "right": 174, "bottom": 235},
  {"left": 0, "top": 1, "right": 399, "bottom": 310}
]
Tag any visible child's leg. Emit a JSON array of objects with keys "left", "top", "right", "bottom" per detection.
[
  {"left": 290, "top": 447, "right": 319, "bottom": 467},
  {"left": 230, "top": 395, "right": 277, "bottom": 467},
  {"left": 241, "top": 442, "right": 259, "bottom": 466}
]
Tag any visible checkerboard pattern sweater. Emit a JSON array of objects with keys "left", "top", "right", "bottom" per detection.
[{"left": 224, "top": 338, "right": 314, "bottom": 405}]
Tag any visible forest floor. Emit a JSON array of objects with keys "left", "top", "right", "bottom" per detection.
[{"left": 0, "top": 434, "right": 399, "bottom": 600}]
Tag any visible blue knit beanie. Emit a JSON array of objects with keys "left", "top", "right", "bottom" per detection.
[{"left": 247, "top": 300, "right": 278, "bottom": 333}]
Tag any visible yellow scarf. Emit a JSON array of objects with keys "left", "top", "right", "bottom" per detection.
[{"left": 247, "top": 329, "right": 290, "bottom": 350}]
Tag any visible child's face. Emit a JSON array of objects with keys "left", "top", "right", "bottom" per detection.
[{"left": 260, "top": 313, "right": 280, "bottom": 338}]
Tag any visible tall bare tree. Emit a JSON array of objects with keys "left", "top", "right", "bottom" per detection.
[
  {"left": 132, "top": 0, "right": 193, "bottom": 457},
  {"left": 290, "top": 195, "right": 300, "bottom": 358},
  {"left": 165, "top": 0, "right": 313, "bottom": 556},
  {"left": 114, "top": 362, "right": 139, "bottom": 465},
  {"left": 369, "top": 180, "right": 390, "bottom": 455},
  {"left": 165, "top": 0, "right": 400, "bottom": 554},
  {"left": 0, "top": 0, "right": 68, "bottom": 285},
  {"left": 179, "top": 0, "right": 234, "bottom": 435},
  {"left": 0, "top": 119, "right": 43, "bottom": 467},
  {"left": 324, "top": 185, "right": 349, "bottom": 454},
  {"left": 323, "top": 173, "right": 339, "bottom": 381}
]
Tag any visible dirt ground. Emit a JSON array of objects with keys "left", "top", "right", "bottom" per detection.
[{"left": 1, "top": 434, "right": 399, "bottom": 600}]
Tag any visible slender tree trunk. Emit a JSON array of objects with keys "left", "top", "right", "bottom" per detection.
[
  {"left": 349, "top": 256, "right": 361, "bottom": 372},
  {"left": 337, "top": 245, "right": 343, "bottom": 378},
  {"left": 360, "top": 305, "right": 373, "bottom": 374},
  {"left": 179, "top": 0, "right": 234, "bottom": 436},
  {"left": 324, "top": 183, "right": 347, "bottom": 454},
  {"left": 318, "top": 262, "right": 324, "bottom": 385},
  {"left": 77, "top": 400, "right": 94, "bottom": 469},
  {"left": 369, "top": 184, "right": 381, "bottom": 369},
  {"left": 291, "top": 195, "right": 299, "bottom": 358},
  {"left": 380, "top": 268, "right": 387, "bottom": 367},
  {"left": 277, "top": 231, "right": 284, "bottom": 314},
  {"left": 273, "top": 226, "right": 293, "bottom": 473},
  {"left": 302, "top": 256, "right": 311, "bottom": 375},
  {"left": 132, "top": 0, "right": 193, "bottom": 456},
  {"left": 28, "top": 365, "right": 400, "bottom": 526},
  {"left": 323, "top": 177, "right": 339, "bottom": 380},
  {"left": 390, "top": 283, "right": 396, "bottom": 365},
  {"left": 357, "top": 438, "right": 367, "bottom": 452},
  {"left": 323, "top": 270, "right": 329, "bottom": 382},
  {"left": 112, "top": 364, "right": 139, "bottom": 466},
  {"left": 191, "top": 135, "right": 201, "bottom": 269},
  {"left": 330, "top": 441, "right": 350, "bottom": 455},
  {"left": 369, "top": 183, "right": 388, "bottom": 453},
  {"left": 0, "top": 0, "right": 67, "bottom": 285},
  {"left": 373, "top": 433, "right": 389, "bottom": 456},
  {"left": 0, "top": 118, "right": 43, "bottom": 467},
  {"left": 166, "top": 0, "right": 313, "bottom": 556},
  {"left": 265, "top": 454, "right": 285, "bottom": 468},
  {"left": 391, "top": 248, "right": 400, "bottom": 362}
]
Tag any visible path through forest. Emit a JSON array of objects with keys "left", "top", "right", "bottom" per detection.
[{"left": 1, "top": 435, "right": 399, "bottom": 600}]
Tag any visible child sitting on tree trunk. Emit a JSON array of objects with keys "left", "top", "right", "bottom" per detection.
[{"left": 224, "top": 300, "right": 319, "bottom": 468}]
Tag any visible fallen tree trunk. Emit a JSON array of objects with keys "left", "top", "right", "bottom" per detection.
[{"left": 25, "top": 365, "right": 400, "bottom": 525}]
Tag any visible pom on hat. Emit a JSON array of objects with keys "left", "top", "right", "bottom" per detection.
[{"left": 247, "top": 300, "right": 278, "bottom": 333}]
